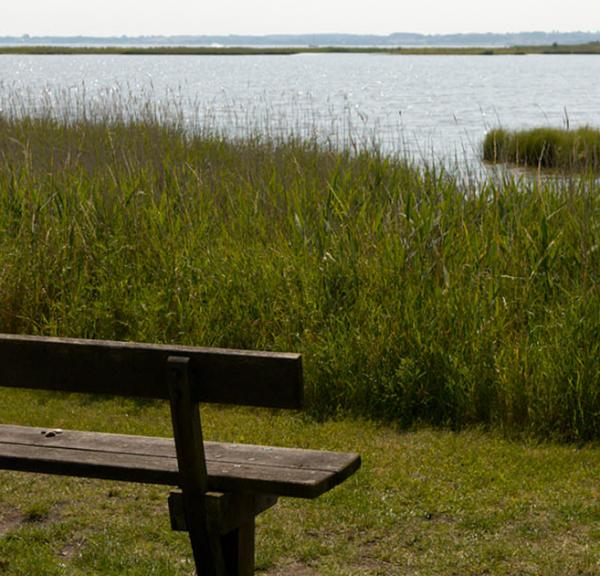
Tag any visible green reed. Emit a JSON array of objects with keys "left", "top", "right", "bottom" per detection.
[
  {"left": 1, "top": 110, "right": 600, "bottom": 440},
  {"left": 483, "top": 126, "right": 600, "bottom": 172}
]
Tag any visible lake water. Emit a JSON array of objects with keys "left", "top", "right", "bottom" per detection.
[{"left": 1, "top": 53, "right": 600, "bottom": 169}]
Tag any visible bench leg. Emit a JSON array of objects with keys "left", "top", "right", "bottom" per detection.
[
  {"left": 221, "top": 518, "right": 255, "bottom": 576},
  {"left": 188, "top": 530, "right": 226, "bottom": 576},
  {"left": 185, "top": 513, "right": 255, "bottom": 576},
  {"left": 170, "top": 492, "right": 277, "bottom": 575},
  {"left": 184, "top": 493, "right": 227, "bottom": 576}
]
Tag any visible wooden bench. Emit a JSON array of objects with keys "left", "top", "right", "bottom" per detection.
[{"left": 0, "top": 334, "right": 360, "bottom": 575}]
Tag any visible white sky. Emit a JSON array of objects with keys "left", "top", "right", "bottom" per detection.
[{"left": 2, "top": 0, "right": 600, "bottom": 37}]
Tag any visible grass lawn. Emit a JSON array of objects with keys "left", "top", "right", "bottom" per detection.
[{"left": 1, "top": 390, "right": 599, "bottom": 575}]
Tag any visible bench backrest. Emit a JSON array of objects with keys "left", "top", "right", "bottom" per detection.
[{"left": 0, "top": 334, "right": 303, "bottom": 409}]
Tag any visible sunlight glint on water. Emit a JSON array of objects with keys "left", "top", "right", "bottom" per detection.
[{"left": 1, "top": 53, "right": 600, "bottom": 170}]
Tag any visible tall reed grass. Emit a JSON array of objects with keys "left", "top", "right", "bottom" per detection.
[
  {"left": 1, "top": 98, "right": 600, "bottom": 440},
  {"left": 483, "top": 126, "right": 600, "bottom": 172}
]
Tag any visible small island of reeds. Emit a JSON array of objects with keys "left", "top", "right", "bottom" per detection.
[{"left": 483, "top": 126, "right": 600, "bottom": 171}]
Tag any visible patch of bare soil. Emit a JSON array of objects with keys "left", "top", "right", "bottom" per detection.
[
  {"left": 58, "top": 537, "right": 86, "bottom": 562},
  {"left": 0, "top": 509, "right": 23, "bottom": 536}
]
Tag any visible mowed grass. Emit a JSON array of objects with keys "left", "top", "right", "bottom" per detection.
[
  {"left": 483, "top": 126, "right": 600, "bottom": 172},
  {"left": 1, "top": 390, "right": 600, "bottom": 575}
]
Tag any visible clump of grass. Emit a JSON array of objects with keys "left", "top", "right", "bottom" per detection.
[
  {"left": 483, "top": 126, "right": 600, "bottom": 171},
  {"left": 23, "top": 502, "right": 51, "bottom": 523},
  {"left": 1, "top": 104, "right": 600, "bottom": 440}
]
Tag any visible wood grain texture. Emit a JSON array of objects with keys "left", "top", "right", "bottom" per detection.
[
  {"left": 0, "top": 425, "right": 361, "bottom": 499},
  {"left": 0, "top": 334, "right": 303, "bottom": 408}
]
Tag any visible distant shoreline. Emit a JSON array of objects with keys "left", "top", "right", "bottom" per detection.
[{"left": 1, "top": 43, "right": 600, "bottom": 55}]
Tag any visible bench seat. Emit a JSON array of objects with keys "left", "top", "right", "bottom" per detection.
[{"left": 0, "top": 424, "right": 360, "bottom": 499}]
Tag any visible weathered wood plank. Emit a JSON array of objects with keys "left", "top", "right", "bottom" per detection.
[
  {"left": 0, "top": 334, "right": 303, "bottom": 409},
  {"left": 1, "top": 425, "right": 356, "bottom": 472},
  {"left": 0, "top": 425, "right": 361, "bottom": 499}
]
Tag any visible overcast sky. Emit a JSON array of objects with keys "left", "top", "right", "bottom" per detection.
[{"left": 3, "top": 0, "right": 600, "bottom": 37}]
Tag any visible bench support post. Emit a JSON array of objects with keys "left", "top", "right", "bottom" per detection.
[
  {"left": 167, "top": 355, "right": 226, "bottom": 576},
  {"left": 169, "top": 491, "right": 278, "bottom": 575},
  {"left": 222, "top": 520, "right": 255, "bottom": 576}
]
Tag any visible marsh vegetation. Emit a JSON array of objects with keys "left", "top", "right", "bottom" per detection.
[
  {"left": 483, "top": 126, "right": 600, "bottom": 172},
  {"left": 0, "top": 98, "right": 599, "bottom": 441},
  {"left": 2, "top": 42, "right": 600, "bottom": 55}
]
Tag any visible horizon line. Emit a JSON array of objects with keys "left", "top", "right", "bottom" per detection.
[{"left": 3, "top": 30, "right": 600, "bottom": 39}]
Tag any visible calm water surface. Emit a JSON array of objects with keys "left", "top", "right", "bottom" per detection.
[{"left": 1, "top": 53, "right": 600, "bottom": 168}]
